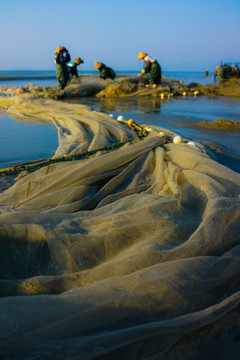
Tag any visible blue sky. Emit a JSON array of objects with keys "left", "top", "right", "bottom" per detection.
[{"left": 1, "top": 0, "right": 240, "bottom": 71}]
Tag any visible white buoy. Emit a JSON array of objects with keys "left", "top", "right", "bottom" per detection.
[
  {"left": 173, "top": 135, "right": 182, "bottom": 144},
  {"left": 109, "top": 113, "right": 114, "bottom": 118},
  {"left": 187, "top": 141, "right": 197, "bottom": 147},
  {"left": 117, "top": 115, "right": 123, "bottom": 121}
]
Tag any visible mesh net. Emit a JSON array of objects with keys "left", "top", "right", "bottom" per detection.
[{"left": 0, "top": 96, "right": 240, "bottom": 359}]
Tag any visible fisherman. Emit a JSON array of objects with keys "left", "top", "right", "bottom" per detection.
[
  {"left": 94, "top": 62, "right": 116, "bottom": 80},
  {"left": 54, "top": 46, "right": 71, "bottom": 90},
  {"left": 214, "top": 66, "right": 220, "bottom": 78},
  {"left": 236, "top": 64, "right": 240, "bottom": 78},
  {"left": 205, "top": 69, "right": 209, "bottom": 77},
  {"left": 220, "top": 64, "right": 229, "bottom": 79},
  {"left": 67, "top": 57, "right": 84, "bottom": 79},
  {"left": 137, "top": 52, "right": 162, "bottom": 85}
]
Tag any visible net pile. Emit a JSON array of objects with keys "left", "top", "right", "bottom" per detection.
[{"left": 0, "top": 96, "right": 240, "bottom": 359}]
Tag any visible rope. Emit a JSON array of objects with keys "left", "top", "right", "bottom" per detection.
[{"left": 0, "top": 119, "right": 149, "bottom": 177}]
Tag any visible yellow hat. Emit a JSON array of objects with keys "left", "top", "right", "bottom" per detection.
[
  {"left": 94, "top": 61, "right": 103, "bottom": 69},
  {"left": 55, "top": 46, "right": 64, "bottom": 54},
  {"left": 74, "top": 57, "right": 84, "bottom": 65},
  {"left": 137, "top": 52, "right": 148, "bottom": 60}
]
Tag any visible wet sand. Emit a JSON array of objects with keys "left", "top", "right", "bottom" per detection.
[{"left": 194, "top": 118, "right": 240, "bottom": 131}]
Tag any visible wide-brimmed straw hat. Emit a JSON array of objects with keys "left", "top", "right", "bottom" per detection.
[
  {"left": 74, "top": 57, "right": 84, "bottom": 65},
  {"left": 94, "top": 61, "right": 103, "bottom": 70},
  {"left": 137, "top": 51, "right": 148, "bottom": 60},
  {"left": 55, "top": 46, "right": 64, "bottom": 54}
]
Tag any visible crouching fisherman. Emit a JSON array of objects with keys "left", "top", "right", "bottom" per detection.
[
  {"left": 55, "top": 46, "right": 71, "bottom": 90},
  {"left": 94, "top": 62, "right": 116, "bottom": 80},
  {"left": 137, "top": 52, "right": 162, "bottom": 85},
  {"left": 67, "top": 57, "right": 84, "bottom": 79}
]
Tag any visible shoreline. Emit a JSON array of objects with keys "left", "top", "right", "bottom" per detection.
[
  {"left": 1, "top": 75, "right": 239, "bottom": 99},
  {"left": 0, "top": 75, "right": 56, "bottom": 80}
]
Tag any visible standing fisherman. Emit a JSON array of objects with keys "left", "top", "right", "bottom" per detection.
[
  {"left": 137, "top": 52, "right": 162, "bottom": 85},
  {"left": 55, "top": 46, "right": 71, "bottom": 90}
]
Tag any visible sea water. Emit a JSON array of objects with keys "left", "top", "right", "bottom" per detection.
[
  {"left": 0, "top": 114, "right": 58, "bottom": 167},
  {"left": 0, "top": 70, "right": 215, "bottom": 87}
]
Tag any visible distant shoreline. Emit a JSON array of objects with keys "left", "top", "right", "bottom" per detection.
[
  {"left": 0, "top": 75, "right": 102, "bottom": 81},
  {"left": 0, "top": 76, "right": 56, "bottom": 80}
]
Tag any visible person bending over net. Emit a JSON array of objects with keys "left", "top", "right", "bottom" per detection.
[
  {"left": 67, "top": 57, "right": 84, "bottom": 79},
  {"left": 94, "top": 62, "right": 116, "bottom": 80}
]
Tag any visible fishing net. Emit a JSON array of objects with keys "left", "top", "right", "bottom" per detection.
[
  {"left": 96, "top": 76, "right": 188, "bottom": 98},
  {"left": 2, "top": 75, "right": 240, "bottom": 102},
  {"left": 97, "top": 77, "right": 240, "bottom": 98},
  {"left": 0, "top": 96, "right": 240, "bottom": 359},
  {"left": 0, "top": 75, "right": 190, "bottom": 100},
  {"left": 0, "top": 75, "right": 106, "bottom": 99}
]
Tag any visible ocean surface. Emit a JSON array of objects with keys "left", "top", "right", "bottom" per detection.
[
  {"left": 0, "top": 70, "right": 215, "bottom": 87},
  {"left": 0, "top": 70, "right": 239, "bottom": 173}
]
